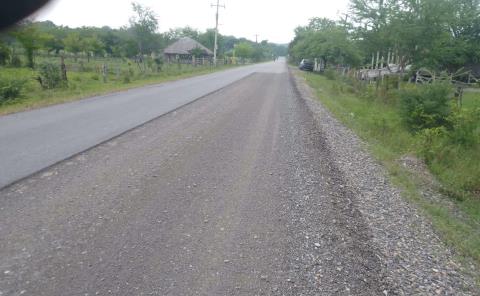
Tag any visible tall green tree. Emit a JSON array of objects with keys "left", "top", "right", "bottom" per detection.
[
  {"left": 84, "top": 35, "right": 105, "bottom": 60},
  {"left": 11, "top": 23, "right": 45, "bottom": 68},
  {"left": 235, "top": 42, "right": 253, "bottom": 59},
  {"left": 129, "top": 2, "right": 159, "bottom": 55},
  {"left": 64, "top": 32, "right": 83, "bottom": 61},
  {"left": 290, "top": 18, "right": 361, "bottom": 67}
]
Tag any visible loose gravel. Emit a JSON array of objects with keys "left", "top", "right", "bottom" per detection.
[
  {"left": 290, "top": 68, "right": 478, "bottom": 295},
  {"left": 0, "top": 62, "right": 477, "bottom": 295}
]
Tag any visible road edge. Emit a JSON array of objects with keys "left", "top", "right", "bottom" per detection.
[{"left": 288, "top": 66, "right": 479, "bottom": 294}]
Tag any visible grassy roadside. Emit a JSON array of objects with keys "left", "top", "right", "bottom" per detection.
[
  {"left": 298, "top": 70, "right": 480, "bottom": 276},
  {"left": 0, "top": 64, "right": 240, "bottom": 116}
]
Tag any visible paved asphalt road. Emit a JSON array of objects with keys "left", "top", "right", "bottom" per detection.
[
  {"left": 0, "top": 62, "right": 283, "bottom": 188},
  {"left": 0, "top": 60, "right": 390, "bottom": 295}
]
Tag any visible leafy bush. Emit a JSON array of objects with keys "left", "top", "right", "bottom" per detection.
[
  {"left": 0, "top": 43, "right": 10, "bottom": 66},
  {"left": 122, "top": 70, "right": 131, "bottom": 84},
  {"left": 447, "top": 107, "right": 480, "bottom": 147},
  {"left": 37, "top": 62, "right": 64, "bottom": 89},
  {"left": 10, "top": 56, "right": 22, "bottom": 67},
  {"left": 418, "top": 107, "right": 479, "bottom": 194},
  {"left": 418, "top": 126, "right": 448, "bottom": 163},
  {"left": 399, "top": 83, "right": 453, "bottom": 132},
  {"left": 0, "top": 78, "right": 26, "bottom": 104},
  {"left": 91, "top": 74, "right": 99, "bottom": 81},
  {"left": 154, "top": 56, "right": 163, "bottom": 72}
]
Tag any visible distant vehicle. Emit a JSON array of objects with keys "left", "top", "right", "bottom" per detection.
[{"left": 299, "top": 59, "right": 314, "bottom": 71}]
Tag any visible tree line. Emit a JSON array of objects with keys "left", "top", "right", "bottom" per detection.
[
  {"left": 290, "top": 0, "right": 480, "bottom": 72},
  {"left": 0, "top": 2, "right": 287, "bottom": 69}
]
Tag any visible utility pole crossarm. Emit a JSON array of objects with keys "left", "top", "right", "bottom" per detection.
[{"left": 211, "top": 0, "right": 225, "bottom": 66}]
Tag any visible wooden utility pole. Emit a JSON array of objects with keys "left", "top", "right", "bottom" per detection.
[{"left": 211, "top": 0, "right": 225, "bottom": 66}]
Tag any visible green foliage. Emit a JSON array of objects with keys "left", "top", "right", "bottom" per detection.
[
  {"left": 10, "top": 56, "right": 22, "bottom": 67},
  {"left": 417, "top": 127, "right": 449, "bottom": 163},
  {"left": 84, "top": 35, "right": 105, "bottom": 57},
  {"left": 419, "top": 107, "right": 480, "bottom": 193},
  {"left": 189, "top": 46, "right": 204, "bottom": 58},
  {"left": 324, "top": 69, "right": 337, "bottom": 80},
  {"left": 37, "top": 62, "right": 64, "bottom": 89},
  {"left": 1, "top": 13, "right": 285, "bottom": 67},
  {"left": 42, "top": 32, "right": 63, "bottom": 54},
  {"left": 0, "top": 41, "right": 10, "bottom": 65},
  {"left": 166, "top": 26, "right": 199, "bottom": 41},
  {"left": 235, "top": 42, "right": 253, "bottom": 59},
  {"left": 0, "top": 78, "right": 26, "bottom": 103},
  {"left": 302, "top": 71, "right": 480, "bottom": 266},
  {"left": 447, "top": 107, "right": 480, "bottom": 147},
  {"left": 121, "top": 69, "right": 132, "bottom": 84},
  {"left": 291, "top": 1, "right": 480, "bottom": 71},
  {"left": 399, "top": 83, "right": 453, "bottom": 132},
  {"left": 290, "top": 18, "right": 361, "bottom": 67},
  {"left": 64, "top": 33, "right": 83, "bottom": 57},
  {"left": 153, "top": 56, "right": 163, "bottom": 72},
  {"left": 11, "top": 23, "right": 43, "bottom": 68},
  {"left": 197, "top": 29, "right": 217, "bottom": 52},
  {"left": 129, "top": 2, "right": 159, "bottom": 55}
]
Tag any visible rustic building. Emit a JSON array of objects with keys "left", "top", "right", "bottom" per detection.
[{"left": 163, "top": 37, "right": 213, "bottom": 62}]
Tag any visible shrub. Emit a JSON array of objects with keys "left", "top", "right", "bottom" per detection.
[
  {"left": 37, "top": 62, "right": 64, "bottom": 89},
  {"left": 418, "top": 126, "right": 448, "bottom": 163},
  {"left": 0, "top": 43, "right": 10, "bottom": 66},
  {"left": 121, "top": 70, "right": 131, "bottom": 84},
  {"left": 447, "top": 107, "right": 480, "bottom": 147},
  {"left": 154, "top": 56, "right": 164, "bottom": 72},
  {"left": 399, "top": 83, "right": 453, "bottom": 132},
  {"left": 91, "top": 74, "right": 99, "bottom": 81},
  {"left": 10, "top": 56, "right": 22, "bottom": 67},
  {"left": 0, "top": 78, "right": 26, "bottom": 104}
]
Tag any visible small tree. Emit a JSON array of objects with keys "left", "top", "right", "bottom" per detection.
[
  {"left": 129, "top": 2, "right": 158, "bottom": 55},
  {"left": 235, "top": 42, "right": 253, "bottom": 61},
  {"left": 0, "top": 40, "right": 11, "bottom": 65},
  {"left": 189, "top": 46, "right": 204, "bottom": 58},
  {"left": 11, "top": 23, "right": 43, "bottom": 68},
  {"left": 83, "top": 35, "right": 105, "bottom": 62},
  {"left": 36, "top": 62, "right": 64, "bottom": 89},
  {"left": 399, "top": 83, "right": 453, "bottom": 132},
  {"left": 64, "top": 32, "right": 82, "bottom": 61}
]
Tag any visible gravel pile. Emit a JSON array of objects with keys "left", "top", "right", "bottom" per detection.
[{"left": 289, "top": 69, "right": 478, "bottom": 295}]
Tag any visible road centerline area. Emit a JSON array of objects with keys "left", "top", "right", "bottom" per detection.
[
  {"left": 0, "top": 61, "right": 388, "bottom": 295},
  {"left": 0, "top": 62, "right": 279, "bottom": 189}
]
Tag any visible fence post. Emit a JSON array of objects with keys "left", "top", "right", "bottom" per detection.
[
  {"left": 60, "top": 55, "right": 67, "bottom": 82},
  {"left": 102, "top": 63, "right": 108, "bottom": 83}
]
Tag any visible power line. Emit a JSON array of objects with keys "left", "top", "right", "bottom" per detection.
[{"left": 211, "top": 0, "right": 225, "bottom": 66}]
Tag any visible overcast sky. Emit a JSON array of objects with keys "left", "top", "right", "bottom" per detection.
[{"left": 35, "top": 0, "right": 350, "bottom": 44}]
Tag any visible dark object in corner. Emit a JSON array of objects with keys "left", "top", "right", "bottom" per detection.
[{"left": 0, "top": 0, "right": 51, "bottom": 30}]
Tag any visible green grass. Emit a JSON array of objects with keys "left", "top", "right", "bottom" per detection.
[
  {"left": 0, "top": 59, "right": 240, "bottom": 115},
  {"left": 463, "top": 90, "right": 480, "bottom": 110},
  {"left": 300, "top": 71, "right": 480, "bottom": 275}
]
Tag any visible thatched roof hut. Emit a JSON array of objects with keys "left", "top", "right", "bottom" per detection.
[{"left": 163, "top": 37, "right": 213, "bottom": 62}]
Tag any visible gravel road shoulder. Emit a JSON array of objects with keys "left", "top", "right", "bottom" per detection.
[{"left": 290, "top": 68, "right": 478, "bottom": 295}]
